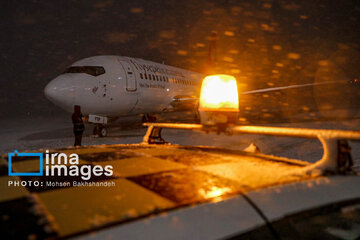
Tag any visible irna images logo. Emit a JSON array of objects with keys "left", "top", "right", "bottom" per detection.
[{"left": 8, "top": 150, "right": 113, "bottom": 180}]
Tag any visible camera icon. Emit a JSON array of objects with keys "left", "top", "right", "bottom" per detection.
[{"left": 8, "top": 150, "right": 43, "bottom": 176}]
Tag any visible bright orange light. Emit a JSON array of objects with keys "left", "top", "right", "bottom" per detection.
[
  {"left": 199, "top": 74, "right": 239, "bottom": 112},
  {"left": 199, "top": 186, "right": 231, "bottom": 199}
]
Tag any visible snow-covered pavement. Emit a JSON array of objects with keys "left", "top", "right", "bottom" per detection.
[{"left": 1, "top": 115, "right": 359, "bottom": 171}]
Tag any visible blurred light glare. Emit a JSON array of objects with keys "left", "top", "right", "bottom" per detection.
[
  {"left": 200, "top": 186, "right": 231, "bottom": 199},
  {"left": 199, "top": 74, "right": 239, "bottom": 112}
]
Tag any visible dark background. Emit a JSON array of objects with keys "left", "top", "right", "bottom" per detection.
[{"left": 1, "top": 0, "right": 359, "bottom": 119}]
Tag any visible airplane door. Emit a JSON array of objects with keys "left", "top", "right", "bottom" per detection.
[{"left": 120, "top": 61, "right": 137, "bottom": 92}]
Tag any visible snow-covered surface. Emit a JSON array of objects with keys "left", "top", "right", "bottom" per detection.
[
  {"left": 0, "top": 116, "right": 359, "bottom": 171},
  {"left": 76, "top": 195, "right": 265, "bottom": 240},
  {"left": 75, "top": 176, "right": 360, "bottom": 240},
  {"left": 248, "top": 176, "right": 360, "bottom": 221},
  {"left": 2, "top": 115, "right": 360, "bottom": 239},
  {"left": 0, "top": 116, "right": 144, "bottom": 154}
]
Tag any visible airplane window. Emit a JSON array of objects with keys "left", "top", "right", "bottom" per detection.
[{"left": 64, "top": 66, "right": 105, "bottom": 76}]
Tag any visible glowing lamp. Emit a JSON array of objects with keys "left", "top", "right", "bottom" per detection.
[{"left": 199, "top": 74, "right": 239, "bottom": 130}]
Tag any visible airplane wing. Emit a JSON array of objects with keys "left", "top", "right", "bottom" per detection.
[
  {"left": 242, "top": 80, "right": 348, "bottom": 95},
  {"left": 164, "top": 80, "right": 349, "bottom": 112}
]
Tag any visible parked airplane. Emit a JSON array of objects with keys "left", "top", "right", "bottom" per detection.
[
  {"left": 44, "top": 55, "right": 349, "bottom": 137},
  {"left": 45, "top": 56, "right": 204, "bottom": 136}
]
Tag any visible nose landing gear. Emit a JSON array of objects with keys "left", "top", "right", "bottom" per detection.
[{"left": 93, "top": 124, "right": 107, "bottom": 137}]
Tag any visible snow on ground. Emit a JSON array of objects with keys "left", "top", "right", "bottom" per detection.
[
  {"left": 0, "top": 116, "right": 145, "bottom": 154},
  {"left": 0, "top": 115, "right": 359, "bottom": 171}
]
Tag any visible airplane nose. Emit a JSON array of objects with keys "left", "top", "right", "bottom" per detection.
[
  {"left": 44, "top": 75, "right": 76, "bottom": 111},
  {"left": 44, "top": 80, "right": 56, "bottom": 101}
]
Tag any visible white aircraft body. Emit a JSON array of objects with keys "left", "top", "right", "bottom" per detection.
[
  {"left": 45, "top": 56, "right": 204, "bottom": 136},
  {"left": 45, "top": 55, "right": 349, "bottom": 136},
  {"left": 45, "top": 56, "right": 203, "bottom": 116}
]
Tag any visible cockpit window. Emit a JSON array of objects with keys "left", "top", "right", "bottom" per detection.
[{"left": 64, "top": 66, "right": 105, "bottom": 76}]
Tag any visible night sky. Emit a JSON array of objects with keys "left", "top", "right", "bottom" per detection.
[{"left": 1, "top": 0, "right": 359, "bottom": 118}]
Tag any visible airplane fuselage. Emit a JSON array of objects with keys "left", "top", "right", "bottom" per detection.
[{"left": 45, "top": 56, "right": 204, "bottom": 117}]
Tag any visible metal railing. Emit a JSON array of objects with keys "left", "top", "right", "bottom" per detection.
[{"left": 143, "top": 123, "right": 360, "bottom": 175}]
